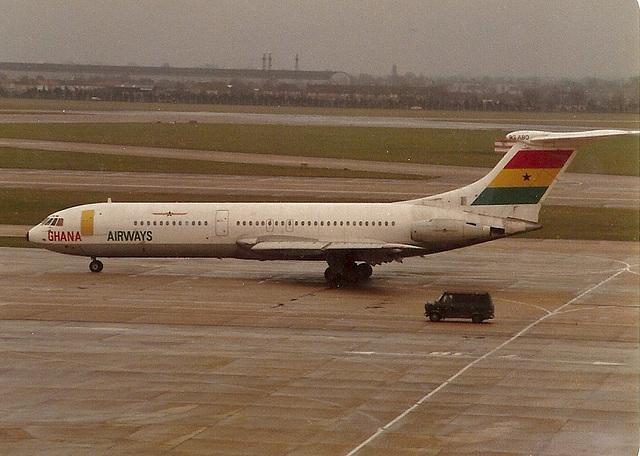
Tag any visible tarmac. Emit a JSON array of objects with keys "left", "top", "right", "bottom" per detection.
[
  {"left": 0, "top": 239, "right": 638, "bottom": 455},
  {"left": 0, "top": 109, "right": 613, "bottom": 131},
  {"left": 1, "top": 111, "right": 638, "bottom": 454}
]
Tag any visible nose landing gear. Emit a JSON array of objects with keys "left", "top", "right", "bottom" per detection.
[{"left": 89, "top": 258, "right": 103, "bottom": 273}]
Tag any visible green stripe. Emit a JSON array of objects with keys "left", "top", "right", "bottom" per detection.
[{"left": 471, "top": 186, "right": 548, "bottom": 205}]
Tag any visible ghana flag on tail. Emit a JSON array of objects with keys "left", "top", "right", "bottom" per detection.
[{"left": 471, "top": 149, "right": 574, "bottom": 205}]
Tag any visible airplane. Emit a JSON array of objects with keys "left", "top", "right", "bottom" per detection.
[{"left": 27, "top": 129, "right": 638, "bottom": 286}]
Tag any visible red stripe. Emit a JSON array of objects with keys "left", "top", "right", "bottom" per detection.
[{"left": 505, "top": 149, "right": 574, "bottom": 169}]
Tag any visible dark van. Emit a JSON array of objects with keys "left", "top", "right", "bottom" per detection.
[{"left": 425, "top": 292, "right": 494, "bottom": 324}]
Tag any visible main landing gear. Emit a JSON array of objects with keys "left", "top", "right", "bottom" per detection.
[
  {"left": 324, "top": 261, "right": 373, "bottom": 287},
  {"left": 89, "top": 258, "right": 103, "bottom": 273}
]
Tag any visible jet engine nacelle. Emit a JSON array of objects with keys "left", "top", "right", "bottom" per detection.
[{"left": 411, "top": 218, "right": 490, "bottom": 243}]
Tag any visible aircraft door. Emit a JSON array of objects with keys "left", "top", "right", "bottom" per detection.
[
  {"left": 81, "top": 210, "right": 94, "bottom": 236},
  {"left": 215, "top": 210, "right": 229, "bottom": 236}
]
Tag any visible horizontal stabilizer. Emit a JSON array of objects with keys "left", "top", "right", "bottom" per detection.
[{"left": 507, "top": 129, "right": 639, "bottom": 148}]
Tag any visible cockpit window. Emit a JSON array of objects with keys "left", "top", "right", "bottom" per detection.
[{"left": 41, "top": 217, "right": 64, "bottom": 226}]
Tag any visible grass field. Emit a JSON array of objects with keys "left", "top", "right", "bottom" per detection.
[
  {"left": 0, "top": 147, "right": 413, "bottom": 180},
  {"left": 0, "top": 122, "right": 638, "bottom": 175},
  {"left": 2, "top": 98, "right": 639, "bottom": 128},
  {"left": 524, "top": 206, "right": 638, "bottom": 242}
]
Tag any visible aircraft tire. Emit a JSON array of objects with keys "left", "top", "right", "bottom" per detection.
[
  {"left": 344, "top": 267, "right": 360, "bottom": 284},
  {"left": 325, "top": 263, "right": 373, "bottom": 287},
  {"left": 324, "top": 267, "right": 342, "bottom": 285},
  {"left": 89, "top": 259, "right": 104, "bottom": 273},
  {"left": 324, "top": 266, "right": 335, "bottom": 282},
  {"left": 357, "top": 263, "right": 373, "bottom": 280}
]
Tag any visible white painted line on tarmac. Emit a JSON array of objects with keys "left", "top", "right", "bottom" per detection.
[
  {"left": 344, "top": 264, "right": 631, "bottom": 456},
  {"left": 348, "top": 350, "right": 625, "bottom": 367},
  {"left": 347, "top": 350, "right": 473, "bottom": 359}
]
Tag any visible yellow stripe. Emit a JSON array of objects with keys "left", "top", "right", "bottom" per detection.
[{"left": 489, "top": 168, "right": 560, "bottom": 188}]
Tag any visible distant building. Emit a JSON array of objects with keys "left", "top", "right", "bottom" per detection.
[{"left": 0, "top": 62, "right": 351, "bottom": 88}]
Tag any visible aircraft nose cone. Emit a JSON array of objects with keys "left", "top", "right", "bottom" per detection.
[{"left": 26, "top": 227, "right": 38, "bottom": 243}]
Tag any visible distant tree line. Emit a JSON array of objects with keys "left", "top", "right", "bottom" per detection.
[{"left": 2, "top": 74, "right": 638, "bottom": 113}]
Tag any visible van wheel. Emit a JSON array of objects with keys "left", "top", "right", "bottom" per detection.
[
  {"left": 471, "top": 314, "right": 482, "bottom": 324},
  {"left": 429, "top": 312, "right": 441, "bottom": 322}
]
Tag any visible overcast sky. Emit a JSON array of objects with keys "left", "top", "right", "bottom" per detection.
[{"left": 1, "top": 0, "right": 638, "bottom": 79}]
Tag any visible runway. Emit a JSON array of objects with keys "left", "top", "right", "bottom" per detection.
[
  {"left": 0, "top": 109, "right": 611, "bottom": 131},
  {"left": 1, "top": 239, "right": 638, "bottom": 455}
]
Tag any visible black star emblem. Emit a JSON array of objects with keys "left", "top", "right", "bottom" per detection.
[{"left": 522, "top": 173, "right": 531, "bottom": 181}]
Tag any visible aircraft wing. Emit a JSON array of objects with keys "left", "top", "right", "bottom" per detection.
[{"left": 237, "top": 236, "right": 423, "bottom": 263}]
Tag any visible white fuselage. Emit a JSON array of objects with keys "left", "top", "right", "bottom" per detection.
[{"left": 27, "top": 200, "right": 516, "bottom": 263}]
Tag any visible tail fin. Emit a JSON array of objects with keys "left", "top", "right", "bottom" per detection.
[{"left": 412, "top": 130, "right": 639, "bottom": 223}]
